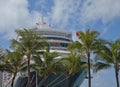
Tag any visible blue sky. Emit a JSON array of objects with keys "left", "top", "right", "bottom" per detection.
[{"left": 0, "top": 0, "right": 120, "bottom": 87}]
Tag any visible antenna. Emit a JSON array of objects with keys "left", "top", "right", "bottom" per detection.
[
  {"left": 36, "top": 15, "right": 51, "bottom": 28},
  {"left": 41, "top": 15, "right": 46, "bottom": 26}
]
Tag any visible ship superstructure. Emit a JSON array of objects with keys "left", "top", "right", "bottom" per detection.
[
  {"left": 33, "top": 27, "right": 72, "bottom": 54},
  {"left": 14, "top": 17, "right": 87, "bottom": 87}
]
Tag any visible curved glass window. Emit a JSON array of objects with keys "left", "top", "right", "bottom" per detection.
[
  {"left": 46, "top": 37, "right": 72, "bottom": 41},
  {"left": 49, "top": 42, "right": 69, "bottom": 47}
]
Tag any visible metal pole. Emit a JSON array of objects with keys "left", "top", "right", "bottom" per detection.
[{"left": 36, "top": 71, "right": 37, "bottom": 87}]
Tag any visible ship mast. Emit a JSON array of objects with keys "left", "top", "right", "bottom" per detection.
[{"left": 36, "top": 15, "right": 50, "bottom": 28}]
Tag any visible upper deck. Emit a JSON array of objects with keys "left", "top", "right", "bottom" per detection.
[
  {"left": 31, "top": 27, "right": 73, "bottom": 51},
  {"left": 32, "top": 28, "right": 72, "bottom": 39}
]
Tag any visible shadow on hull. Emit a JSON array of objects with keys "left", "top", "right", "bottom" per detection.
[{"left": 15, "top": 70, "right": 87, "bottom": 87}]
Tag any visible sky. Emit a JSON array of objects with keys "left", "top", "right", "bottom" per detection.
[{"left": 0, "top": 0, "right": 120, "bottom": 87}]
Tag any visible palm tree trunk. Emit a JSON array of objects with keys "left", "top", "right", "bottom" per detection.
[
  {"left": 11, "top": 73, "right": 17, "bottom": 87},
  {"left": 27, "top": 54, "right": 31, "bottom": 87},
  {"left": 42, "top": 72, "right": 50, "bottom": 87},
  {"left": 36, "top": 71, "right": 38, "bottom": 87},
  {"left": 87, "top": 52, "right": 91, "bottom": 87},
  {"left": 115, "top": 65, "right": 119, "bottom": 87},
  {"left": 42, "top": 76, "right": 47, "bottom": 87},
  {"left": 69, "top": 75, "right": 74, "bottom": 87}
]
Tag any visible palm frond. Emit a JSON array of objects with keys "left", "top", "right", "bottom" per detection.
[{"left": 93, "top": 62, "right": 111, "bottom": 73}]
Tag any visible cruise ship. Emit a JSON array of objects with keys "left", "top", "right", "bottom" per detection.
[
  {"left": 15, "top": 29, "right": 87, "bottom": 87},
  {"left": 14, "top": 18, "right": 87, "bottom": 87}
]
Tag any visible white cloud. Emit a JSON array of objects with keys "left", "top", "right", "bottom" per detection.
[
  {"left": 43, "top": 0, "right": 120, "bottom": 33},
  {"left": 34, "top": 0, "right": 82, "bottom": 30},
  {"left": 1, "top": 0, "right": 120, "bottom": 43},
  {"left": 0, "top": 0, "right": 41, "bottom": 39},
  {"left": 50, "top": 0, "right": 81, "bottom": 28},
  {"left": 80, "top": 0, "right": 120, "bottom": 24}
]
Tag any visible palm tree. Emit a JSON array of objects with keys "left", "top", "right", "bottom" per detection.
[
  {"left": 94, "top": 39, "right": 120, "bottom": 87},
  {"left": 10, "top": 29, "right": 48, "bottom": 87},
  {"left": 61, "top": 52, "right": 87, "bottom": 87},
  {"left": 0, "top": 48, "right": 4, "bottom": 58},
  {"left": 68, "top": 41, "right": 82, "bottom": 53},
  {"left": 32, "top": 51, "right": 60, "bottom": 87},
  {"left": 0, "top": 50, "right": 27, "bottom": 87},
  {"left": 76, "top": 29, "right": 100, "bottom": 87}
]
